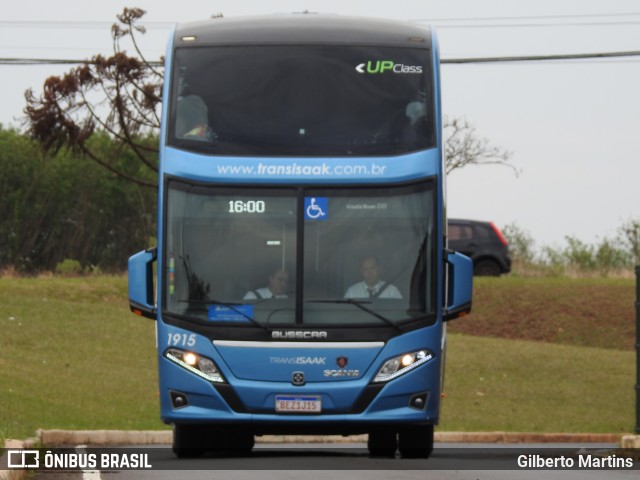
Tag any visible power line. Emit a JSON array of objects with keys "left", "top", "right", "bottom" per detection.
[
  {"left": 0, "top": 20, "right": 173, "bottom": 29},
  {"left": 412, "top": 11, "right": 640, "bottom": 28},
  {"left": 413, "top": 11, "right": 640, "bottom": 22},
  {"left": 441, "top": 50, "right": 640, "bottom": 64},
  {"left": 2, "top": 50, "right": 640, "bottom": 66},
  {"left": 3, "top": 12, "right": 640, "bottom": 31},
  {"left": 0, "top": 57, "right": 163, "bottom": 66},
  {"left": 430, "top": 20, "right": 640, "bottom": 29}
]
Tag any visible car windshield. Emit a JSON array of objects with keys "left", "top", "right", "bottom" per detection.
[
  {"left": 164, "top": 180, "right": 436, "bottom": 329},
  {"left": 167, "top": 45, "right": 435, "bottom": 156}
]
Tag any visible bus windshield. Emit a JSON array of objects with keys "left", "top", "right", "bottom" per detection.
[
  {"left": 168, "top": 45, "right": 435, "bottom": 156},
  {"left": 164, "top": 180, "right": 435, "bottom": 329}
]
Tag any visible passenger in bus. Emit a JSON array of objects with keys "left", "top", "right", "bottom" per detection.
[
  {"left": 344, "top": 256, "right": 402, "bottom": 299},
  {"left": 405, "top": 98, "right": 427, "bottom": 126},
  {"left": 175, "top": 94, "right": 211, "bottom": 139},
  {"left": 243, "top": 268, "right": 290, "bottom": 300}
]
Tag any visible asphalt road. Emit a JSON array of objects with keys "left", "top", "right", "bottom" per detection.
[{"left": 27, "top": 442, "right": 638, "bottom": 480}]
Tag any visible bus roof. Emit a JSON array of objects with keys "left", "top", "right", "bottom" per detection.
[{"left": 173, "top": 14, "right": 433, "bottom": 49}]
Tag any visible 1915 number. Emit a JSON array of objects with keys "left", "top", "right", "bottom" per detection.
[{"left": 168, "top": 333, "right": 196, "bottom": 347}]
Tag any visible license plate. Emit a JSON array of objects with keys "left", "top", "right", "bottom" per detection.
[{"left": 275, "top": 395, "right": 322, "bottom": 413}]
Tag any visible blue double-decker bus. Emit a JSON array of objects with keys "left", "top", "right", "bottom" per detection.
[{"left": 128, "top": 14, "right": 472, "bottom": 459}]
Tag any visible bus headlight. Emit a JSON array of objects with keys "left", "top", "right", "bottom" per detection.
[
  {"left": 373, "top": 349, "right": 433, "bottom": 383},
  {"left": 165, "top": 348, "right": 226, "bottom": 383}
]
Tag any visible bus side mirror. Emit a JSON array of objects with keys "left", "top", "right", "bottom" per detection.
[
  {"left": 444, "top": 250, "right": 473, "bottom": 321},
  {"left": 128, "top": 247, "right": 157, "bottom": 319}
]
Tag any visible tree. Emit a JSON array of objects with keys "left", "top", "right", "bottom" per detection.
[
  {"left": 24, "top": 8, "right": 515, "bottom": 185},
  {"left": 444, "top": 116, "right": 516, "bottom": 175},
  {"left": 0, "top": 127, "right": 156, "bottom": 273},
  {"left": 502, "top": 222, "right": 536, "bottom": 264},
  {"left": 616, "top": 218, "right": 640, "bottom": 265},
  {"left": 24, "top": 7, "right": 161, "bottom": 188}
]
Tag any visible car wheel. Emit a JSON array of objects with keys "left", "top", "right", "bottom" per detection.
[{"left": 474, "top": 259, "right": 501, "bottom": 276}]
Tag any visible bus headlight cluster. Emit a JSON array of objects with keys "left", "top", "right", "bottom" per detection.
[
  {"left": 165, "top": 348, "right": 226, "bottom": 383},
  {"left": 373, "top": 349, "right": 433, "bottom": 383}
]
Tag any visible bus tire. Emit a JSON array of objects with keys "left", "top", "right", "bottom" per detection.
[
  {"left": 367, "top": 429, "right": 397, "bottom": 457},
  {"left": 398, "top": 424, "right": 434, "bottom": 458},
  {"left": 226, "top": 428, "right": 255, "bottom": 455},
  {"left": 172, "top": 424, "right": 206, "bottom": 458}
]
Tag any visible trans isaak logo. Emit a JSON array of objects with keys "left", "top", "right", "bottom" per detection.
[{"left": 355, "top": 60, "right": 423, "bottom": 74}]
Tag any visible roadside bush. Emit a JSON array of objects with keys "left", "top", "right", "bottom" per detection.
[
  {"left": 504, "top": 221, "right": 637, "bottom": 277},
  {"left": 0, "top": 127, "right": 157, "bottom": 274},
  {"left": 616, "top": 218, "right": 640, "bottom": 266},
  {"left": 502, "top": 222, "right": 536, "bottom": 264},
  {"left": 563, "top": 236, "right": 597, "bottom": 272},
  {"left": 55, "top": 259, "right": 84, "bottom": 276}
]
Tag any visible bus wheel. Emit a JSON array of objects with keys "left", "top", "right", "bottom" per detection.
[
  {"left": 398, "top": 424, "right": 434, "bottom": 458},
  {"left": 226, "top": 428, "right": 255, "bottom": 455},
  {"left": 172, "top": 424, "right": 206, "bottom": 458},
  {"left": 367, "top": 430, "right": 397, "bottom": 457}
]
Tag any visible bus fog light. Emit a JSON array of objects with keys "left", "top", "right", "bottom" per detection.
[
  {"left": 165, "top": 348, "right": 226, "bottom": 383},
  {"left": 373, "top": 349, "right": 433, "bottom": 383}
]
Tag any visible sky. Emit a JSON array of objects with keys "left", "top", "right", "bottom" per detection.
[{"left": 2, "top": 0, "right": 639, "bottom": 250}]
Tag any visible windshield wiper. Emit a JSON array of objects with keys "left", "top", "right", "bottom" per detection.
[
  {"left": 179, "top": 298, "right": 270, "bottom": 332},
  {"left": 305, "top": 298, "right": 403, "bottom": 331}
]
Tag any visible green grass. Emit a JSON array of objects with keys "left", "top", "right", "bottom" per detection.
[
  {"left": 448, "top": 276, "right": 636, "bottom": 350},
  {"left": 439, "top": 333, "right": 635, "bottom": 433},
  {"left": 0, "top": 275, "right": 637, "bottom": 440},
  {"left": 0, "top": 276, "right": 162, "bottom": 440}
]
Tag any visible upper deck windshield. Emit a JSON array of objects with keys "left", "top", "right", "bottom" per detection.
[
  {"left": 164, "top": 180, "right": 435, "bottom": 334},
  {"left": 168, "top": 45, "right": 435, "bottom": 156}
]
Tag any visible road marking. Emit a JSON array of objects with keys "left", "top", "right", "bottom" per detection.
[{"left": 75, "top": 445, "right": 102, "bottom": 480}]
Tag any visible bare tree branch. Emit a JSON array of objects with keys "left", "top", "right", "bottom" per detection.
[
  {"left": 116, "top": 8, "right": 164, "bottom": 78},
  {"left": 444, "top": 116, "right": 518, "bottom": 176},
  {"left": 24, "top": 8, "right": 161, "bottom": 187}
]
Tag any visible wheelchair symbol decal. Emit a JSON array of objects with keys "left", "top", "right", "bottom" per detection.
[{"left": 304, "top": 197, "right": 328, "bottom": 220}]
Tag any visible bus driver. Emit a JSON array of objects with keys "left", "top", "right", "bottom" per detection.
[
  {"left": 344, "top": 256, "right": 402, "bottom": 299},
  {"left": 243, "top": 268, "right": 290, "bottom": 300}
]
